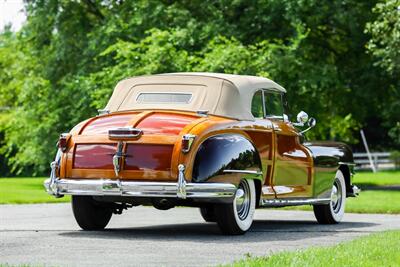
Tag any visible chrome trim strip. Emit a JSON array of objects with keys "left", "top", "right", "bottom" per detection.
[
  {"left": 113, "top": 141, "right": 124, "bottom": 176},
  {"left": 109, "top": 134, "right": 143, "bottom": 139},
  {"left": 338, "top": 162, "right": 356, "bottom": 166},
  {"left": 97, "top": 109, "right": 110, "bottom": 115},
  {"left": 177, "top": 164, "right": 187, "bottom": 199},
  {"left": 108, "top": 127, "right": 143, "bottom": 139},
  {"left": 196, "top": 110, "right": 209, "bottom": 117},
  {"left": 261, "top": 90, "right": 267, "bottom": 118},
  {"left": 48, "top": 149, "right": 62, "bottom": 198},
  {"left": 260, "top": 198, "right": 331, "bottom": 207},
  {"left": 181, "top": 134, "right": 196, "bottom": 153},
  {"left": 44, "top": 178, "right": 237, "bottom": 199},
  {"left": 223, "top": 170, "right": 263, "bottom": 176}
]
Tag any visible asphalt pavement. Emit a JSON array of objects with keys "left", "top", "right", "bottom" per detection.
[{"left": 1, "top": 203, "right": 399, "bottom": 266}]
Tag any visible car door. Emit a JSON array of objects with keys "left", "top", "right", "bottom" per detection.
[
  {"left": 247, "top": 90, "right": 275, "bottom": 199},
  {"left": 263, "top": 90, "right": 313, "bottom": 198}
]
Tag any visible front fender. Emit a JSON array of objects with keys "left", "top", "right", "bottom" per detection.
[
  {"left": 304, "top": 141, "right": 354, "bottom": 167},
  {"left": 192, "top": 134, "right": 262, "bottom": 183},
  {"left": 304, "top": 141, "right": 354, "bottom": 198}
]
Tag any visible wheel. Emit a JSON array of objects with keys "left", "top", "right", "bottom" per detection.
[
  {"left": 214, "top": 179, "right": 256, "bottom": 235},
  {"left": 71, "top": 195, "right": 113, "bottom": 230},
  {"left": 199, "top": 205, "right": 216, "bottom": 222},
  {"left": 313, "top": 170, "right": 346, "bottom": 224}
]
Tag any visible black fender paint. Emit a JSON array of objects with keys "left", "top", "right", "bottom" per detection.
[{"left": 192, "top": 134, "right": 262, "bottom": 183}]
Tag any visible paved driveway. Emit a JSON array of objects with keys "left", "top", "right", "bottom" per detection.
[{"left": 1, "top": 203, "right": 399, "bottom": 266}]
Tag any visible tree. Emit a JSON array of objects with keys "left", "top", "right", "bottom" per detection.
[
  {"left": 0, "top": 0, "right": 398, "bottom": 175},
  {"left": 365, "top": 0, "right": 400, "bottom": 146}
]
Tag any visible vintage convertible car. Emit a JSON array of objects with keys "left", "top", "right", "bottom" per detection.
[{"left": 45, "top": 73, "right": 359, "bottom": 235}]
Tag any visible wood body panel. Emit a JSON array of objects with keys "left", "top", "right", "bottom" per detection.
[
  {"left": 270, "top": 120, "right": 314, "bottom": 198},
  {"left": 60, "top": 109, "right": 323, "bottom": 200}
]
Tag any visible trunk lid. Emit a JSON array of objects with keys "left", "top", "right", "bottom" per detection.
[{"left": 66, "top": 111, "right": 201, "bottom": 181}]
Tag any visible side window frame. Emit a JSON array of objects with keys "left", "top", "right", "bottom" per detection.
[
  {"left": 251, "top": 89, "right": 265, "bottom": 119},
  {"left": 251, "top": 88, "right": 285, "bottom": 120},
  {"left": 263, "top": 89, "right": 284, "bottom": 120}
]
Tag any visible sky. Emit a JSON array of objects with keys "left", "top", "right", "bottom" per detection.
[{"left": 0, "top": 0, "right": 26, "bottom": 31}]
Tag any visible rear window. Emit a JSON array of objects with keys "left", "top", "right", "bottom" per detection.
[{"left": 136, "top": 93, "right": 192, "bottom": 104}]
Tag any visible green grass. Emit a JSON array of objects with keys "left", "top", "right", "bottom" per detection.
[
  {"left": 227, "top": 230, "right": 400, "bottom": 267},
  {"left": 0, "top": 177, "right": 70, "bottom": 204},
  {"left": 282, "top": 170, "right": 400, "bottom": 214},
  {"left": 354, "top": 170, "right": 400, "bottom": 186},
  {"left": 283, "top": 190, "right": 400, "bottom": 214},
  {"left": 346, "top": 190, "right": 400, "bottom": 214}
]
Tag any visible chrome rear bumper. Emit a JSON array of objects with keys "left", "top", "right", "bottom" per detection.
[
  {"left": 44, "top": 178, "right": 237, "bottom": 199},
  {"left": 44, "top": 162, "right": 236, "bottom": 200}
]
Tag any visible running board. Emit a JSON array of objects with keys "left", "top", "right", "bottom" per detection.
[{"left": 260, "top": 198, "right": 330, "bottom": 207}]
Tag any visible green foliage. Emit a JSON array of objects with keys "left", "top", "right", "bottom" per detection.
[
  {"left": 365, "top": 0, "right": 400, "bottom": 146},
  {"left": 0, "top": 0, "right": 399, "bottom": 175},
  {"left": 366, "top": 0, "right": 400, "bottom": 75}
]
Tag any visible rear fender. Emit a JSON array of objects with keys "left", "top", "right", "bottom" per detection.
[{"left": 191, "top": 134, "right": 263, "bottom": 185}]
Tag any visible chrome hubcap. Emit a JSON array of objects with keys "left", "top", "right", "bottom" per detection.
[
  {"left": 330, "top": 179, "right": 342, "bottom": 213},
  {"left": 235, "top": 180, "right": 251, "bottom": 220}
]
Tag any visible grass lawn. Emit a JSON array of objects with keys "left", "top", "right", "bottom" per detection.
[
  {"left": 228, "top": 230, "right": 400, "bottom": 267},
  {"left": 282, "top": 190, "right": 400, "bottom": 214},
  {"left": 354, "top": 170, "right": 400, "bottom": 186},
  {"left": 281, "top": 170, "right": 400, "bottom": 214},
  {"left": 0, "top": 177, "right": 70, "bottom": 204}
]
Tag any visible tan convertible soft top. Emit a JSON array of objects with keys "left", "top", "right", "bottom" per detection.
[{"left": 105, "top": 72, "right": 286, "bottom": 121}]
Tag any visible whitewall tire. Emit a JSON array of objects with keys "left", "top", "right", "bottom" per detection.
[
  {"left": 215, "top": 179, "right": 256, "bottom": 235},
  {"left": 313, "top": 170, "right": 346, "bottom": 224}
]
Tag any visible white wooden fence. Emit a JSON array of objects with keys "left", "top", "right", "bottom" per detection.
[{"left": 353, "top": 152, "right": 395, "bottom": 171}]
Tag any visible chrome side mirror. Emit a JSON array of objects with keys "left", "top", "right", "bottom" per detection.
[
  {"left": 293, "top": 111, "right": 309, "bottom": 126},
  {"left": 307, "top": 117, "right": 316, "bottom": 128},
  {"left": 297, "top": 111, "right": 309, "bottom": 124},
  {"left": 300, "top": 117, "right": 317, "bottom": 134}
]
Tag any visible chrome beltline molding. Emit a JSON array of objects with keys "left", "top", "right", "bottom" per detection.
[
  {"left": 338, "top": 161, "right": 356, "bottom": 166},
  {"left": 223, "top": 169, "right": 263, "bottom": 175}
]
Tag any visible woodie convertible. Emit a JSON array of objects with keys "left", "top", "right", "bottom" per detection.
[{"left": 45, "top": 73, "right": 360, "bottom": 235}]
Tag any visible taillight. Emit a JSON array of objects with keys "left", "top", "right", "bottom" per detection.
[
  {"left": 182, "top": 134, "right": 196, "bottom": 153},
  {"left": 58, "top": 133, "right": 71, "bottom": 152}
]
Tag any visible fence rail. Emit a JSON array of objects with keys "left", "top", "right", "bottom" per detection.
[{"left": 353, "top": 152, "right": 395, "bottom": 171}]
